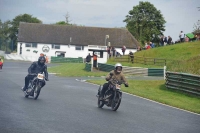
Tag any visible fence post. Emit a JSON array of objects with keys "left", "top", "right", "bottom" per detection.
[{"left": 164, "top": 66, "right": 166, "bottom": 80}]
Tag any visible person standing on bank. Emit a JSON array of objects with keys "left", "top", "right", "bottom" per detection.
[
  {"left": 92, "top": 53, "right": 98, "bottom": 68},
  {"left": 179, "top": 31, "right": 185, "bottom": 42},
  {"left": 86, "top": 53, "right": 91, "bottom": 63},
  {"left": 129, "top": 51, "right": 134, "bottom": 63}
]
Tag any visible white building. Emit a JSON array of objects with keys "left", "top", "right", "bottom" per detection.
[{"left": 17, "top": 23, "right": 139, "bottom": 63}]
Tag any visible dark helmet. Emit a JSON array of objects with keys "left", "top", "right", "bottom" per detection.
[{"left": 38, "top": 56, "right": 46, "bottom": 65}]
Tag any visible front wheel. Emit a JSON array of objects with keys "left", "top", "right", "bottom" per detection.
[
  {"left": 111, "top": 92, "right": 122, "bottom": 111},
  {"left": 34, "top": 85, "right": 41, "bottom": 100},
  {"left": 97, "top": 97, "right": 104, "bottom": 108}
]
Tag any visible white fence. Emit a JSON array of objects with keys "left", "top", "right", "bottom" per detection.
[{"left": 0, "top": 50, "right": 5, "bottom": 56}]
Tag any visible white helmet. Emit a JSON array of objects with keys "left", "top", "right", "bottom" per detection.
[{"left": 115, "top": 63, "right": 122, "bottom": 73}]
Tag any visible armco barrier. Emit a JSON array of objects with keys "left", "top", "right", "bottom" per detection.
[
  {"left": 85, "top": 63, "right": 91, "bottom": 71},
  {"left": 148, "top": 68, "right": 164, "bottom": 76},
  {"left": 51, "top": 57, "right": 83, "bottom": 63},
  {"left": 98, "top": 63, "right": 115, "bottom": 72},
  {"left": 122, "top": 66, "right": 148, "bottom": 76},
  {"left": 5, "top": 54, "right": 38, "bottom": 62},
  {"left": 165, "top": 71, "right": 200, "bottom": 95},
  {"left": 97, "top": 63, "right": 164, "bottom": 77}
]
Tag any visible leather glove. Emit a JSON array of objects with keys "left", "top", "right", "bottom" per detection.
[{"left": 125, "top": 83, "right": 129, "bottom": 87}]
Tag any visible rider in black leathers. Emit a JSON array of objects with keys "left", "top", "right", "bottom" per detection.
[{"left": 22, "top": 56, "right": 49, "bottom": 92}]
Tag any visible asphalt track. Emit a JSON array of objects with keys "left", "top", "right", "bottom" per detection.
[{"left": 0, "top": 61, "right": 199, "bottom": 133}]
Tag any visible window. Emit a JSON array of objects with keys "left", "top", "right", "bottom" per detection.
[
  {"left": 52, "top": 44, "right": 60, "bottom": 49},
  {"left": 25, "top": 43, "right": 37, "bottom": 48},
  {"left": 25, "top": 43, "right": 31, "bottom": 47},
  {"left": 75, "top": 46, "right": 84, "bottom": 50},
  {"left": 32, "top": 43, "right": 37, "bottom": 48}
]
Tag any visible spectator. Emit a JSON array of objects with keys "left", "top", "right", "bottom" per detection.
[
  {"left": 167, "top": 36, "right": 172, "bottom": 45},
  {"left": 86, "top": 53, "right": 91, "bottom": 63},
  {"left": 121, "top": 46, "right": 126, "bottom": 55},
  {"left": 129, "top": 51, "right": 134, "bottom": 63},
  {"left": 137, "top": 46, "right": 142, "bottom": 51},
  {"left": 146, "top": 43, "right": 151, "bottom": 50},
  {"left": 0, "top": 57, "right": 3, "bottom": 69},
  {"left": 92, "top": 53, "right": 98, "bottom": 68},
  {"left": 160, "top": 36, "right": 164, "bottom": 46},
  {"left": 195, "top": 34, "right": 198, "bottom": 41},
  {"left": 164, "top": 36, "right": 167, "bottom": 46},
  {"left": 45, "top": 55, "right": 49, "bottom": 63},
  {"left": 116, "top": 51, "right": 121, "bottom": 57},
  {"left": 150, "top": 42, "right": 155, "bottom": 48},
  {"left": 185, "top": 37, "right": 189, "bottom": 42},
  {"left": 111, "top": 47, "right": 116, "bottom": 57},
  {"left": 179, "top": 31, "right": 185, "bottom": 42},
  {"left": 107, "top": 46, "right": 111, "bottom": 58}
]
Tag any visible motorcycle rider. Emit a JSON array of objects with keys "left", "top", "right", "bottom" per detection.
[
  {"left": 99, "top": 63, "right": 128, "bottom": 100},
  {"left": 22, "top": 56, "right": 49, "bottom": 93}
]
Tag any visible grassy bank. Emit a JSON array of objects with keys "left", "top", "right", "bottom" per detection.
[
  {"left": 107, "top": 42, "right": 200, "bottom": 75},
  {"left": 134, "top": 42, "right": 200, "bottom": 75},
  {"left": 88, "top": 79, "right": 200, "bottom": 114}
]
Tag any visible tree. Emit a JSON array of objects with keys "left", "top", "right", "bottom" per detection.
[
  {"left": 193, "top": 20, "right": 200, "bottom": 34},
  {"left": 123, "top": 1, "right": 166, "bottom": 45},
  {"left": 55, "top": 21, "right": 72, "bottom": 25},
  {"left": 0, "top": 20, "right": 12, "bottom": 51},
  {"left": 10, "top": 14, "right": 42, "bottom": 51},
  {"left": 55, "top": 12, "right": 72, "bottom": 25}
]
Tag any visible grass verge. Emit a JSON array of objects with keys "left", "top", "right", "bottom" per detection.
[
  {"left": 88, "top": 79, "right": 200, "bottom": 114},
  {"left": 48, "top": 63, "right": 108, "bottom": 77}
]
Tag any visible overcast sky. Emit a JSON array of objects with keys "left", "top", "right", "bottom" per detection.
[{"left": 0, "top": 0, "right": 199, "bottom": 42}]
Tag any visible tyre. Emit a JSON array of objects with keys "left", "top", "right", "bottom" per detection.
[
  {"left": 97, "top": 85, "right": 104, "bottom": 108},
  {"left": 97, "top": 97, "right": 104, "bottom": 108},
  {"left": 34, "top": 85, "right": 41, "bottom": 100},
  {"left": 24, "top": 93, "right": 29, "bottom": 98},
  {"left": 111, "top": 92, "right": 122, "bottom": 111}
]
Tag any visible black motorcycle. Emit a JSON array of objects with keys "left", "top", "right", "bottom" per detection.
[
  {"left": 97, "top": 78, "right": 128, "bottom": 111},
  {"left": 24, "top": 73, "right": 46, "bottom": 100}
]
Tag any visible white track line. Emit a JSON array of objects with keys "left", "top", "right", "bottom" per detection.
[{"left": 79, "top": 80, "right": 200, "bottom": 116}]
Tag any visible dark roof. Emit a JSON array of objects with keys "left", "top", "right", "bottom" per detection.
[{"left": 18, "top": 22, "right": 139, "bottom": 48}]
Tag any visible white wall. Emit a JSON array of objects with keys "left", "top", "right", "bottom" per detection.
[{"left": 17, "top": 42, "right": 136, "bottom": 63}]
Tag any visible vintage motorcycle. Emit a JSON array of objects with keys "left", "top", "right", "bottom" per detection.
[
  {"left": 96, "top": 78, "right": 128, "bottom": 111},
  {"left": 23, "top": 73, "right": 46, "bottom": 100}
]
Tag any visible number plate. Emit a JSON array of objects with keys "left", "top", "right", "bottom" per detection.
[
  {"left": 37, "top": 74, "right": 44, "bottom": 79},
  {"left": 116, "top": 84, "right": 121, "bottom": 89}
]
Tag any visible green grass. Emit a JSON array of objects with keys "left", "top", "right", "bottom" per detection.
[
  {"left": 48, "top": 63, "right": 108, "bottom": 77},
  {"left": 107, "top": 42, "right": 200, "bottom": 74},
  {"left": 88, "top": 79, "right": 200, "bottom": 114},
  {"left": 134, "top": 42, "right": 200, "bottom": 75}
]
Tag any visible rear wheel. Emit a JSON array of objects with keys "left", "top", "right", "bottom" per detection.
[
  {"left": 111, "top": 92, "right": 122, "bottom": 111},
  {"left": 34, "top": 85, "right": 41, "bottom": 100}
]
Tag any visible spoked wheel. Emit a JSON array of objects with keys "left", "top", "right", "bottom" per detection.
[
  {"left": 98, "top": 97, "right": 104, "bottom": 108},
  {"left": 111, "top": 92, "right": 122, "bottom": 111},
  {"left": 97, "top": 85, "right": 104, "bottom": 108},
  {"left": 34, "top": 85, "right": 41, "bottom": 100},
  {"left": 24, "top": 92, "right": 29, "bottom": 98}
]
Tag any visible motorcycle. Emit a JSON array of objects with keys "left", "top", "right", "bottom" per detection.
[
  {"left": 96, "top": 78, "right": 128, "bottom": 111},
  {"left": 23, "top": 73, "right": 46, "bottom": 100}
]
